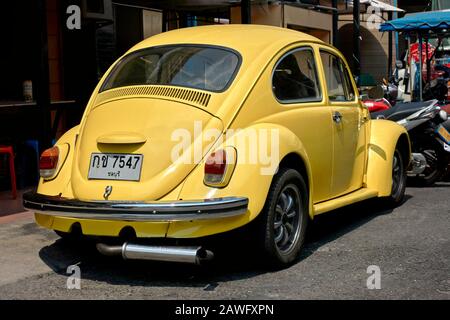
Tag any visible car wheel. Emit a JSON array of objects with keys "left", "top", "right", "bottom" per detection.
[
  {"left": 256, "top": 168, "right": 308, "bottom": 268},
  {"left": 382, "top": 148, "right": 407, "bottom": 207}
]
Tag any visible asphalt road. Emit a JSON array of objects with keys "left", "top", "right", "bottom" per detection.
[{"left": 0, "top": 183, "right": 449, "bottom": 300}]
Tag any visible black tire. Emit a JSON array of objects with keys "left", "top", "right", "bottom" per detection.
[
  {"left": 381, "top": 148, "right": 407, "bottom": 207},
  {"left": 255, "top": 168, "right": 309, "bottom": 268}
]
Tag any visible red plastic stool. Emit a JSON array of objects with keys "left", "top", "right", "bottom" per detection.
[{"left": 0, "top": 145, "right": 17, "bottom": 199}]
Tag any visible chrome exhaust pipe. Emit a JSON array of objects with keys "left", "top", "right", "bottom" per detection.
[{"left": 96, "top": 243, "right": 214, "bottom": 265}]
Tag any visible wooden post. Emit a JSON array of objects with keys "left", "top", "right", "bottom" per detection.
[
  {"left": 388, "top": 12, "right": 393, "bottom": 78},
  {"left": 241, "top": 0, "right": 251, "bottom": 24},
  {"left": 353, "top": 0, "right": 361, "bottom": 86},
  {"left": 36, "top": 0, "right": 52, "bottom": 149},
  {"left": 332, "top": 0, "right": 338, "bottom": 47}
]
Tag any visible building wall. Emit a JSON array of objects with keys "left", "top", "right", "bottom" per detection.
[
  {"left": 284, "top": 5, "right": 332, "bottom": 43},
  {"left": 230, "top": 3, "right": 332, "bottom": 43},
  {"left": 230, "top": 3, "right": 282, "bottom": 27},
  {"left": 338, "top": 0, "right": 397, "bottom": 84}
]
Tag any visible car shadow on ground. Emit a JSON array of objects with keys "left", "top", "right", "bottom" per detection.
[
  {"left": 406, "top": 181, "right": 450, "bottom": 189},
  {"left": 38, "top": 195, "right": 412, "bottom": 288}
]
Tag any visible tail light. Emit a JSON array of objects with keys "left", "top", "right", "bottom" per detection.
[
  {"left": 39, "top": 146, "right": 59, "bottom": 179},
  {"left": 205, "top": 150, "right": 227, "bottom": 184},
  {"left": 204, "top": 148, "right": 236, "bottom": 187}
]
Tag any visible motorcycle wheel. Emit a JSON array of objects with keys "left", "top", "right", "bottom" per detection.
[{"left": 410, "top": 141, "right": 447, "bottom": 187}]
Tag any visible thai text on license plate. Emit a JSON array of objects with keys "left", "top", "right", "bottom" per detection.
[{"left": 88, "top": 153, "right": 143, "bottom": 181}]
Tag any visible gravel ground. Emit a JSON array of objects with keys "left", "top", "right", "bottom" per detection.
[{"left": 0, "top": 183, "right": 449, "bottom": 300}]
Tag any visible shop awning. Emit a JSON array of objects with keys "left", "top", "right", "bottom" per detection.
[{"left": 379, "top": 10, "right": 450, "bottom": 32}]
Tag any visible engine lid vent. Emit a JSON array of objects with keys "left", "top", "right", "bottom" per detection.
[{"left": 95, "top": 85, "right": 212, "bottom": 108}]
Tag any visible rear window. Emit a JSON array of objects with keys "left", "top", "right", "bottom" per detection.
[{"left": 101, "top": 45, "right": 241, "bottom": 93}]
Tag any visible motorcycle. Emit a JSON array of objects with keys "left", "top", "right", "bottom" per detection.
[
  {"left": 363, "top": 97, "right": 391, "bottom": 113},
  {"left": 423, "top": 74, "right": 450, "bottom": 103},
  {"left": 440, "top": 104, "right": 450, "bottom": 179},
  {"left": 371, "top": 98, "right": 450, "bottom": 186},
  {"left": 362, "top": 80, "right": 397, "bottom": 112}
]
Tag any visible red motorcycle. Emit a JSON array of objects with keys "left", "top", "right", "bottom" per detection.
[
  {"left": 362, "top": 78, "right": 398, "bottom": 112},
  {"left": 363, "top": 98, "right": 391, "bottom": 112}
]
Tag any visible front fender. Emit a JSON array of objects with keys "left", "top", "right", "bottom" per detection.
[
  {"left": 366, "top": 119, "right": 411, "bottom": 197},
  {"left": 37, "top": 125, "right": 80, "bottom": 198},
  {"left": 170, "top": 123, "right": 313, "bottom": 238}
]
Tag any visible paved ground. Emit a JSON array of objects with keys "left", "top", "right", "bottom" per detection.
[{"left": 0, "top": 184, "right": 449, "bottom": 300}]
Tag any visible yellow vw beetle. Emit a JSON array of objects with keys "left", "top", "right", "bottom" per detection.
[{"left": 24, "top": 25, "right": 410, "bottom": 267}]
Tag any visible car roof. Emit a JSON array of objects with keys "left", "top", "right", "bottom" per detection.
[{"left": 128, "top": 24, "right": 324, "bottom": 58}]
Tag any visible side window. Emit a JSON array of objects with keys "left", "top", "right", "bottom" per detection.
[
  {"left": 320, "top": 51, "right": 355, "bottom": 102},
  {"left": 272, "top": 48, "right": 321, "bottom": 103}
]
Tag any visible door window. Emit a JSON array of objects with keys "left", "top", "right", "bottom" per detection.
[
  {"left": 272, "top": 48, "right": 321, "bottom": 103},
  {"left": 320, "top": 51, "right": 355, "bottom": 102}
]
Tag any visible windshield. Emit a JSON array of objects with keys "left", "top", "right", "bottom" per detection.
[{"left": 101, "top": 45, "right": 241, "bottom": 93}]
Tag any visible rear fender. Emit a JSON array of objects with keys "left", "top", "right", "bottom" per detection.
[
  {"left": 37, "top": 125, "right": 80, "bottom": 198},
  {"left": 178, "top": 123, "right": 313, "bottom": 218}
]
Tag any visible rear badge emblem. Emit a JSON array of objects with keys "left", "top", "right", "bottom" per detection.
[{"left": 103, "top": 186, "right": 113, "bottom": 200}]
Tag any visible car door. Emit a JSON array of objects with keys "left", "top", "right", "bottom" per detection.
[
  {"left": 271, "top": 46, "right": 335, "bottom": 203},
  {"left": 319, "top": 49, "right": 368, "bottom": 197}
]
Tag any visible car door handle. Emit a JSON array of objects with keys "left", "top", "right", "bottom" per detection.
[
  {"left": 361, "top": 115, "right": 369, "bottom": 123},
  {"left": 333, "top": 111, "right": 343, "bottom": 124}
]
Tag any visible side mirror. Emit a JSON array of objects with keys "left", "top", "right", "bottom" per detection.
[{"left": 367, "top": 85, "right": 384, "bottom": 99}]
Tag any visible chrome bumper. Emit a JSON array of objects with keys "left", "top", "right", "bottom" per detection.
[{"left": 23, "top": 192, "right": 248, "bottom": 222}]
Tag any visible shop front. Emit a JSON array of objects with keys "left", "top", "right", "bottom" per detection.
[
  {"left": 0, "top": 1, "right": 81, "bottom": 194},
  {"left": 0, "top": 0, "right": 339, "bottom": 197}
]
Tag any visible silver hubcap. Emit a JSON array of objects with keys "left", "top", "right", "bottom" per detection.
[{"left": 273, "top": 184, "right": 301, "bottom": 254}]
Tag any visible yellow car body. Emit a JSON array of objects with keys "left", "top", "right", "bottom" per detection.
[{"left": 24, "top": 25, "right": 410, "bottom": 264}]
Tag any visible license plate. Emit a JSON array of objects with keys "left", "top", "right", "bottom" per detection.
[
  {"left": 88, "top": 153, "right": 143, "bottom": 181},
  {"left": 437, "top": 125, "right": 450, "bottom": 144}
]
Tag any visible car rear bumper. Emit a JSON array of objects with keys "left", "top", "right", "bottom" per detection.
[{"left": 23, "top": 192, "right": 249, "bottom": 222}]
